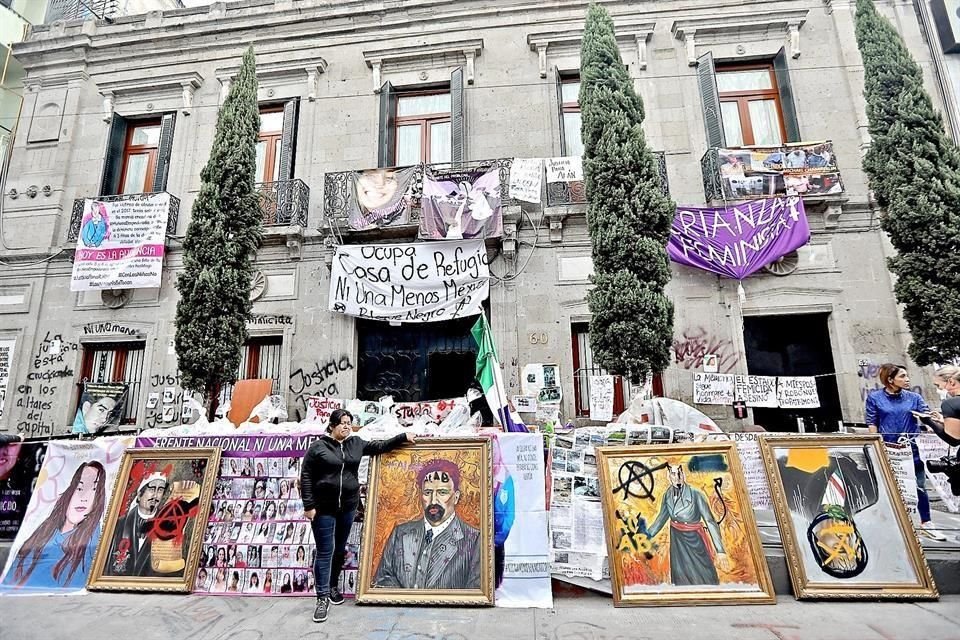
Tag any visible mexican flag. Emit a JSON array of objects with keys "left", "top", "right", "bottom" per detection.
[{"left": 471, "top": 315, "right": 527, "bottom": 432}]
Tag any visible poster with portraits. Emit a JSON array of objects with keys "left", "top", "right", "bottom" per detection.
[
  {"left": 138, "top": 433, "right": 364, "bottom": 598},
  {"left": 87, "top": 448, "right": 221, "bottom": 592},
  {"left": 0, "top": 437, "right": 132, "bottom": 595},
  {"left": 0, "top": 440, "right": 48, "bottom": 540},
  {"left": 72, "top": 382, "right": 128, "bottom": 435}
]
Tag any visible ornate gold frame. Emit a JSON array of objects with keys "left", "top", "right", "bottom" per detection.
[
  {"left": 597, "top": 442, "right": 776, "bottom": 606},
  {"left": 356, "top": 437, "right": 494, "bottom": 606},
  {"left": 86, "top": 447, "right": 221, "bottom": 593},
  {"left": 759, "top": 434, "right": 938, "bottom": 600}
]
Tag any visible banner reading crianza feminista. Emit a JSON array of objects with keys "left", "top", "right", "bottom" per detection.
[
  {"left": 70, "top": 194, "right": 170, "bottom": 291},
  {"left": 328, "top": 240, "right": 489, "bottom": 323}
]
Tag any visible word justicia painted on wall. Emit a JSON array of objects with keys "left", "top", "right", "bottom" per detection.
[{"left": 667, "top": 197, "right": 811, "bottom": 279}]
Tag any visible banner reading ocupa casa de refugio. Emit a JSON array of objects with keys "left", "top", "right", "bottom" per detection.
[{"left": 70, "top": 194, "right": 170, "bottom": 291}]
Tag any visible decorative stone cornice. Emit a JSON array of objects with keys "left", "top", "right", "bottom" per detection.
[
  {"left": 215, "top": 56, "right": 328, "bottom": 103},
  {"left": 363, "top": 39, "right": 483, "bottom": 92},
  {"left": 526, "top": 22, "right": 656, "bottom": 77},
  {"left": 97, "top": 71, "right": 203, "bottom": 119},
  {"left": 672, "top": 9, "right": 809, "bottom": 65}
]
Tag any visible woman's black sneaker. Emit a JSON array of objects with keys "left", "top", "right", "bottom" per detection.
[
  {"left": 329, "top": 587, "right": 345, "bottom": 605},
  {"left": 312, "top": 597, "right": 329, "bottom": 623}
]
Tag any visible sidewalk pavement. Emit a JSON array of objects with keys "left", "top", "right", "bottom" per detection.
[{"left": 2, "top": 590, "right": 960, "bottom": 640}]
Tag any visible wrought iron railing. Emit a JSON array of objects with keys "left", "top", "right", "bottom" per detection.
[
  {"left": 257, "top": 179, "right": 310, "bottom": 227},
  {"left": 323, "top": 158, "right": 514, "bottom": 227},
  {"left": 701, "top": 142, "right": 843, "bottom": 202},
  {"left": 68, "top": 192, "right": 180, "bottom": 242},
  {"left": 545, "top": 151, "right": 669, "bottom": 207}
]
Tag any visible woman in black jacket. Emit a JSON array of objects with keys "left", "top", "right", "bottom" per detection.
[{"left": 301, "top": 409, "right": 413, "bottom": 623}]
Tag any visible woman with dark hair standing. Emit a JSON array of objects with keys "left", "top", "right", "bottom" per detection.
[
  {"left": 301, "top": 408, "right": 413, "bottom": 623},
  {"left": 865, "top": 363, "right": 946, "bottom": 540},
  {"left": 8, "top": 461, "right": 106, "bottom": 589}
]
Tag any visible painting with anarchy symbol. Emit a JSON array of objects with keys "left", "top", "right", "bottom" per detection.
[
  {"left": 760, "top": 435, "right": 937, "bottom": 600},
  {"left": 597, "top": 443, "right": 774, "bottom": 606}
]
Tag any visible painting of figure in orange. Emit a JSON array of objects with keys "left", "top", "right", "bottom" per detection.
[{"left": 597, "top": 443, "right": 774, "bottom": 606}]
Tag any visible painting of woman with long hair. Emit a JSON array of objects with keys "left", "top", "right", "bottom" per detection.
[{"left": 7, "top": 461, "right": 106, "bottom": 589}]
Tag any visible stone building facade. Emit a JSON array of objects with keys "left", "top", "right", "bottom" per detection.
[{"left": 0, "top": 0, "right": 946, "bottom": 437}]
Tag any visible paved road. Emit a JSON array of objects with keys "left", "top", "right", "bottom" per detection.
[{"left": 1, "top": 591, "right": 960, "bottom": 640}]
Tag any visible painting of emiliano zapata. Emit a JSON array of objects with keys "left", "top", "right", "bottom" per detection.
[
  {"left": 106, "top": 464, "right": 202, "bottom": 578},
  {"left": 776, "top": 446, "right": 879, "bottom": 579},
  {"left": 373, "top": 459, "right": 481, "bottom": 590}
]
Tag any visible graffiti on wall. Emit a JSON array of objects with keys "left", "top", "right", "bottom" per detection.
[
  {"left": 288, "top": 356, "right": 354, "bottom": 418},
  {"left": 143, "top": 373, "right": 195, "bottom": 430},
  {"left": 672, "top": 327, "right": 740, "bottom": 374},
  {"left": 15, "top": 332, "right": 79, "bottom": 436},
  {"left": 858, "top": 359, "right": 922, "bottom": 403}
]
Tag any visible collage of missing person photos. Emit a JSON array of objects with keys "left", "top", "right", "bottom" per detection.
[{"left": 192, "top": 454, "right": 360, "bottom": 596}]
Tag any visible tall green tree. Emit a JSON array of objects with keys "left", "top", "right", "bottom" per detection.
[
  {"left": 855, "top": 0, "right": 960, "bottom": 365},
  {"left": 581, "top": 4, "right": 675, "bottom": 383},
  {"left": 175, "top": 47, "right": 262, "bottom": 405}
]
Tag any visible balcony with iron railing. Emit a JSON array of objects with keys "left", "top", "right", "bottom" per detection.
[
  {"left": 68, "top": 192, "right": 180, "bottom": 242},
  {"left": 322, "top": 153, "right": 669, "bottom": 230},
  {"left": 700, "top": 142, "right": 844, "bottom": 204},
  {"left": 256, "top": 179, "right": 310, "bottom": 227}
]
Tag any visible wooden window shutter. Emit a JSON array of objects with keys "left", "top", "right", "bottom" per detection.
[
  {"left": 450, "top": 66, "right": 465, "bottom": 165},
  {"left": 278, "top": 98, "right": 299, "bottom": 180},
  {"left": 696, "top": 52, "right": 726, "bottom": 149},
  {"left": 377, "top": 81, "right": 397, "bottom": 168},
  {"left": 99, "top": 114, "right": 128, "bottom": 196},
  {"left": 556, "top": 69, "right": 567, "bottom": 155},
  {"left": 151, "top": 112, "right": 177, "bottom": 192},
  {"left": 774, "top": 48, "right": 801, "bottom": 143}
]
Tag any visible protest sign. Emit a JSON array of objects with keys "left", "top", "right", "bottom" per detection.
[
  {"left": 304, "top": 397, "right": 344, "bottom": 425},
  {"left": 668, "top": 197, "right": 810, "bottom": 279},
  {"left": 545, "top": 156, "right": 583, "bottom": 182},
  {"left": 917, "top": 434, "right": 960, "bottom": 513},
  {"left": 725, "top": 434, "right": 773, "bottom": 510},
  {"left": 734, "top": 375, "right": 779, "bottom": 408},
  {"left": 776, "top": 377, "right": 820, "bottom": 409},
  {"left": 0, "top": 338, "right": 14, "bottom": 419},
  {"left": 513, "top": 396, "right": 537, "bottom": 413},
  {"left": 0, "top": 441, "right": 47, "bottom": 540},
  {"left": 346, "top": 167, "right": 417, "bottom": 231},
  {"left": 717, "top": 143, "right": 843, "bottom": 200},
  {"left": 70, "top": 194, "right": 170, "bottom": 291},
  {"left": 419, "top": 167, "right": 503, "bottom": 240},
  {"left": 693, "top": 373, "right": 736, "bottom": 405},
  {"left": 328, "top": 240, "right": 489, "bottom": 323},
  {"left": 508, "top": 158, "right": 543, "bottom": 204},
  {"left": 0, "top": 437, "right": 132, "bottom": 594},
  {"left": 589, "top": 375, "right": 614, "bottom": 422},
  {"left": 885, "top": 443, "right": 919, "bottom": 517},
  {"left": 71, "top": 382, "right": 129, "bottom": 434}
]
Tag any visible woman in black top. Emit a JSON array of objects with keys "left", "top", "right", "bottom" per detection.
[{"left": 300, "top": 409, "right": 413, "bottom": 623}]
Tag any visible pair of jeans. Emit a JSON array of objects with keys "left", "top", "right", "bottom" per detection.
[
  {"left": 310, "top": 510, "right": 356, "bottom": 598},
  {"left": 915, "top": 456, "right": 932, "bottom": 523}
]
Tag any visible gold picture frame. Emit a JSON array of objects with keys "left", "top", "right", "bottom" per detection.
[
  {"left": 356, "top": 437, "right": 493, "bottom": 606},
  {"left": 87, "top": 447, "right": 221, "bottom": 593},
  {"left": 596, "top": 442, "right": 776, "bottom": 606},
  {"left": 759, "top": 434, "right": 938, "bottom": 600}
]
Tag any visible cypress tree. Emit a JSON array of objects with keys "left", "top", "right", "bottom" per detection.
[
  {"left": 581, "top": 4, "right": 675, "bottom": 383},
  {"left": 855, "top": 0, "right": 960, "bottom": 365},
  {"left": 175, "top": 47, "right": 262, "bottom": 405}
]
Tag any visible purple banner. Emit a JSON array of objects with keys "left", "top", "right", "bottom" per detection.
[{"left": 667, "top": 197, "right": 810, "bottom": 279}]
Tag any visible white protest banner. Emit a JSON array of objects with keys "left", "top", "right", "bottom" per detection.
[
  {"left": 917, "top": 434, "right": 960, "bottom": 513},
  {"left": 70, "top": 194, "right": 170, "bottom": 291},
  {"left": 776, "top": 376, "right": 820, "bottom": 409},
  {"left": 589, "top": 375, "right": 614, "bottom": 422},
  {"left": 693, "top": 373, "right": 735, "bottom": 405},
  {"left": 508, "top": 158, "right": 543, "bottom": 204},
  {"left": 545, "top": 156, "right": 583, "bottom": 183},
  {"left": 734, "top": 375, "right": 779, "bottom": 408},
  {"left": 731, "top": 435, "right": 772, "bottom": 510},
  {"left": 885, "top": 443, "right": 919, "bottom": 517},
  {"left": 304, "top": 397, "right": 344, "bottom": 424},
  {"left": 328, "top": 240, "right": 489, "bottom": 323},
  {"left": 0, "top": 338, "right": 13, "bottom": 419}
]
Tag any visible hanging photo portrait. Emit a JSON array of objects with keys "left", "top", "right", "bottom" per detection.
[
  {"left": 87, "top": 447, "right": 220, "bottom": 592},
  {"left": 356, "top": 437, "right": 493, "bottom": 606},
  {"left": 419, "top": 167, "right": 503, "bottom": 240},
  {"left": 72, "top": 382, "right": 128, "bottom": 435},
  {"left": 346, "top": 166, "right": 417, "bottom": 231},
  {"left": 596, "top": 443, "right": 775, "bottom": 606},
  {"left": 0, "top": 438, "right": 132, "bottom": 594},
  {"left": 760, "top": 435, "right": 937, "bottom": 600},
  {"left": 0, "top": 440, "right": 47, "bottom": 540}
]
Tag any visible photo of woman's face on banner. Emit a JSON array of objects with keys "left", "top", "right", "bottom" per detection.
[{"left": 0, "top": 438, "right": 131, "bottom": 594}]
